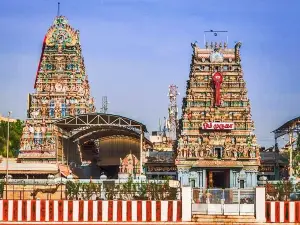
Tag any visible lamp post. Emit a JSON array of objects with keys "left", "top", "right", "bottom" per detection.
[{"left": 6, "top": 111, "right": 12, "bottom": 199}]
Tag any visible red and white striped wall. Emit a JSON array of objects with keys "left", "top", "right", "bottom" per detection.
[
  {"left": 265, "top": 201, "right": 300, "bottom": 223},
  {"left": 0, "top": 200, "right": 182, "bottom": 222}
]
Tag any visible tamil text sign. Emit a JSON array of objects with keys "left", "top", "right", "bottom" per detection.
[{"left": 202, "top": 122, "right": 234, "bottom": 130}]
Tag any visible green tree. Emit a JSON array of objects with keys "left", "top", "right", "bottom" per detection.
[
  {"left": 293, "top": 133, "right": 300, "bottom": 177},
  {"left": 0, "top": 120, "right": 23, "bottom": 158}
]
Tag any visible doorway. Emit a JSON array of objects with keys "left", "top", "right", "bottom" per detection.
[
  {"left": 206, "top": 169, "right": 230, "bottom": 188},
  {"left": 214, "top": 147, "right": 222, "bottom": 159}
]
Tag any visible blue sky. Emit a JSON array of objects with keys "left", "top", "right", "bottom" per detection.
[{"left": 0, "top": 0, "right": 299, "bottom": 147}]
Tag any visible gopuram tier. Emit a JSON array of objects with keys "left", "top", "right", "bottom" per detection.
[
  {"left": 176, "top": 41, "right": 260, "bottom": 188},
  {"left": 18, "top": 16, "right": 95, "bottom": 163}
]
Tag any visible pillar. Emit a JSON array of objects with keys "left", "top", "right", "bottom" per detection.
[
  {"left": 181, "top": 186, "right": 192, "bottom": 222},
  {"left": 252, "top": 172, "right": 257, "bottom": 187},
  {"left": 197, "top": 170, "right": 205, "bottom": 188},
  {"left": 246, "top": 172, "right": 252, "bottom": 187},
  {"left": 230, "top": 169, "right": 234, "bottom": 187},
  {"left": 202, "top": 169, "right": 207, "bottom": 188},
  {"left": 255, "top": 187, "right": 266, "bottom": 222},
  {"left": 177, "top": 167, "right": 191, "bottom": 186},
  {"left": 178, "top": 169, "right": 183, "bottom": 185}
]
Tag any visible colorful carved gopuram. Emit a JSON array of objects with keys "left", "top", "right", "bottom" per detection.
[
  {"left": 176, "top": 41, "right": 260, "bottom": 188},
  {"left": 18, "top": 16, "right": 95, "bottom": 163}
]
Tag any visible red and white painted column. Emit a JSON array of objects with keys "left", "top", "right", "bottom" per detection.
[
  {"left": 265, "top": 201, "right": 300, "bottom": 223},
  {"left": 0, "top": 200, "right": 182, "bottom": 222}
]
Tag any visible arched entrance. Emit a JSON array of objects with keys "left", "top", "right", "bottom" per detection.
[{"left": 55, "top": 113, "right": 151, "bottom": 178}]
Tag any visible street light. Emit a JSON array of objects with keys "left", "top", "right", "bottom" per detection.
[{"left": 6, "top": 111, "right": 12, "bottom": 199}]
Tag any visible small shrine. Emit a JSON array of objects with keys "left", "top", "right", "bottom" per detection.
[{"left": 118, "top": 152, "right": 140, "bottom": 179}]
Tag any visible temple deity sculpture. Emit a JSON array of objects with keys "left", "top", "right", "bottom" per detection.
[
  {"left": 178, "top": 136, "right": 184, "bottom": 149},
  {"left": 41, "top": 104, "right": 48, "bottom": 117},
  {"left": 22, "top": 122, "right": 30, "bottom": 137},
  {"left": 243, "top": 146, "right": 249, "bottom": 158}
]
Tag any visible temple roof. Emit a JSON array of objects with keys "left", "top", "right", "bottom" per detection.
[
  {"left": 34, "top": 15, "right": 80, "bottom": 88},
  {"left": 55, "top": 113, "right": 148, "bottom": 133},
  {"left": 272, "top": 116, "right": 300, "bottom": 138}
]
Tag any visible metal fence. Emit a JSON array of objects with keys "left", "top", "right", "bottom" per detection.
[
  {"left": 192, "top": 188, "right": 255, "bottom": 204},
  {"left": 191, "top": 188, "right": 255, "bottom": 215}
]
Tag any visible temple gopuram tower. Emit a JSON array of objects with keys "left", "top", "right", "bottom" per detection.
[
  {"left": 176, "top": 41, "right": 260, "bottom": 188},
  {"left": 18, "top": 16, "right": 95, "bottom": 163}
]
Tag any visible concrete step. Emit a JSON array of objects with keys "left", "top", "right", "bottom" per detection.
[{"left": 192, "top": 214, "right": 257, "bottom": 223}]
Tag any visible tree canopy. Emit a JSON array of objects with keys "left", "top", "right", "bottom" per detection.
[
  {"left": 0, "top": 120, "right": 23, "bottom": 158},
  {"left": 293, "top": 133, "right": 300, "bottom": 177}
]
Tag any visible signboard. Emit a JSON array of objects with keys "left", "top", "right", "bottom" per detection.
[
  {"left": 202, "top": 122, "right": 234, "bottom": 130},
  {"left": 169, "top": 180, "right": 180, "bottom": 188},
  {"left": 259, "top": 165, "right": 275, "bottom": 173},
  {"left": 81, "top": 161, "right": 91, "bottom": 166},
  {"left": 260, "top": 152, "right": 276, "bottom": 161},
  {"left": 147, "top": 166, "right": 177, "bottom": 173}
]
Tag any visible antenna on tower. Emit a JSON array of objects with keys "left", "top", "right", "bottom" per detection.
[
  {"left": 57, "top": 2, "right": 61, "bottom": 17},
  {"left": 204, "top": 30, "right": 229, "bottom": 45},
  {"left": 167, "top": 85, "right": 179, "bottom": 140},
  {"left": 158, "top": 118, "right": 162, "bottom": 133},
  {"left": 100, "top": 96, "right": 109, "bottom": 114}
]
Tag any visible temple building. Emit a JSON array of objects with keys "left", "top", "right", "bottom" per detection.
[
  {"left": 144, "top": 150, "right": 176, "bottom": 180},
  {"left": 18, "top": 16, "right": 95, "bottom": 163},
  {"left": 0, "top": 114, "right": 17, "bottom": 122},
  {"left": 13, "top": 15, "right": 151, "bottom": 179},
  {"left": 176, "top": 41, "right": 260, "bottom": 188},
  {"left": 144, "top": 131, "right": 177, "bottom": 179}
]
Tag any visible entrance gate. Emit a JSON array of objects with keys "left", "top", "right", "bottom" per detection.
[{"left": 192, "top": 188, "right": 255, "bottom": 215}]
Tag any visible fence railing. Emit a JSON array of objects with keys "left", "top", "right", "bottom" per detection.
[
  {"left": 1, "top": 178, "right": 172, "bottom": 185},
  {"left": 3, "top": 189, "right": 182, "bottom": 200},
  {"left": 2, "top": 180, "right": 181, "bottom": 200},
  {"left": 192, "top": 188, "right": 255, "bottom": 204}
]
